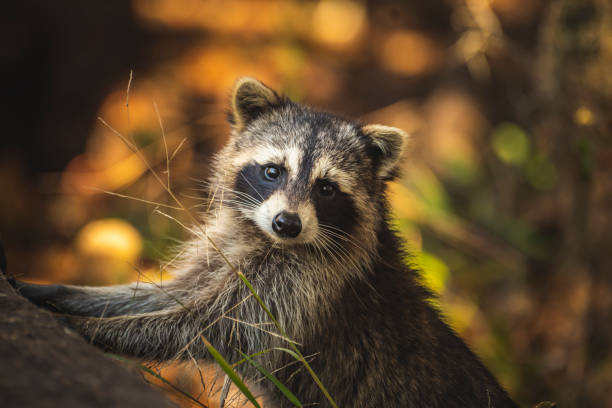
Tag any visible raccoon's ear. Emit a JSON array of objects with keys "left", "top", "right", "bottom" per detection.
[
  {"left": 230, "top": 77, "right": 282, "bottom": 131},
  {"left": 362, "top": 124, "right": 409, "bottom": 180}
]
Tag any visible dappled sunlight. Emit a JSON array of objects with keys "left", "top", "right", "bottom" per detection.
[
  {"left": 363, "top": 99, "right": 424, "bottom": 136},
  {"left": 61, "top": 151, "right": 148, "bottom": 194},
  {"left": 424, "top": 89, "right": 485, "bottom": 182},
  {"left": 179, "top": 45, "right": 278, "bottom": 97},
  {"left": 311, "top": 1, "right": 367, "bottom": 49},
  {"left": 133, "top": 0, "right": 306, "bottom": 37},
  {"left": 76, "top": 218, "right": 143, "bottom": 261},
  {"left": 74, "top": 218, "right": 144, "bottom": 285},
  {"left": 379, "top": 30, "right": 443, "bottom": 76}
]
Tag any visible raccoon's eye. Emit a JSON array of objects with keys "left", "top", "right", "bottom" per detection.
[
  {"left": 263, "top": 165, "right": 281, "bottom": 181},
  {"left": 319, "top": 181, "right": 335, "bottom": 197}
]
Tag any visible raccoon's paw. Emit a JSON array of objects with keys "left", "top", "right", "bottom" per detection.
[
  {"left": 4, "top": 274, "right": 19, "bottom": 290},
  {"left": 13, "top": 281, "right": 67, "bottom": 313}
]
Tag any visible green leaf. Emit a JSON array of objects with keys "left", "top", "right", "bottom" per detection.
[
  {"left": 201, "top": 336, "right": 261, "bottom": 408},
  {"left": 492, "top": 122, "right": 530, "bottom": 165},
  {"left": 238, "top": 350, "right": 303, "bottom": 407}
]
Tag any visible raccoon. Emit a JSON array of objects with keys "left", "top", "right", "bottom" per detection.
[{"left": 11, "top": 78, "right": 517, "bottom": 407}]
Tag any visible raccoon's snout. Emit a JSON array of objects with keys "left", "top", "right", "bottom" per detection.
[{"left": 272, "top": 212, "right": 302, "bottom": 238}]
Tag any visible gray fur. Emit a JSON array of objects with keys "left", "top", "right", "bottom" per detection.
[{"left": 16, "top": 78, "right": 517, "bottom": 407}]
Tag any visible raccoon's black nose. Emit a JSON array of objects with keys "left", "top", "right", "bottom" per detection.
[{"left": 272, "top": 212, "right": 302, "bottom": 238}]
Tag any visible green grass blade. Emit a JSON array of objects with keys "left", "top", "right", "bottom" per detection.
[
  {"left": 271, "top": 347, "right": 301, "bottom": 360},
  {"left": 231, "top": 348, "right": 275, "bottom": 368},
  {"left": 236, "top": 271, "right": 338, "bottom": 408},
  {"left": 238, "top": 350, "right": 303, "bottom": 407},
  {"left": 200, "top": 336, "right": 261, "bottom": 408}
]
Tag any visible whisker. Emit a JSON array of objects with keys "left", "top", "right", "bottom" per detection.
[
  {"left": 319, "top": 223, "right": 371, "bottom": 254},
  {"left": 191, "top": 179, "right": 262, "bottom": 200},
  {"left": 317, "top": 231, "right": 363, "bottom": 274},
  {"left": 239, "top": 171, "right": 265, "bottom": 201}
]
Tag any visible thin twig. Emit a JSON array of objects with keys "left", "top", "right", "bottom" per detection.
[
  {"left": 187, "top": 348, "right": 207, "bottom": 400},
  {"left": 223, "top": 315, "right": 302, "bottom": 345},
  {"left": 153, "top": 208, "right": 203, "bottom": 238},
  {"left": 170, "top": 137, "right": 188, "bottom": 162},
  {"left": 153, "top": 100, "right": 171, "bottom": 191},
  {"left": 126, "top": 69, "right": 134, "bottom": 142},
  {"left": 219, "top": 375, "right": 231, "bottom": 408},
  {"left": 89, "top": 187, "right": 182, "bottom": 210},
  {"left": 139, "top": 363, "right": 209, "bottom": 408},
  {"left": 90, "top": 302, "right": 110, "bottom": 345}
]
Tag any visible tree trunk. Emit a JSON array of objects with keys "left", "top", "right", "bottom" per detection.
[{"left": 0, "top": 274, "right": 176, "bottom": 408}]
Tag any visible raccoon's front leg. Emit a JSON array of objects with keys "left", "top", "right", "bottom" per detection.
[
  {"left": 12, "top": 279, "right": 229, "bottom": 361},
  {"left": 13, "top": 280, "right": 175, "bottom": 317},
  {"left": 63, "top": 306, "right": 212, "bottom": 361}
]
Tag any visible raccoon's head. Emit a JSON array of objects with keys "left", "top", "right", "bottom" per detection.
[{"left": 216, "top": 78, "right": 408, "bottom": 263}]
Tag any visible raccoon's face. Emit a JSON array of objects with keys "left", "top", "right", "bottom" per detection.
[
  {"left": 221, "top": 78, "right": 407, "bottom": 253},
  {"left": 231, "top": 118, "right": 363, "bottom": 246}
]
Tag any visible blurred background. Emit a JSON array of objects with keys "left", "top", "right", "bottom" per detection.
[{"left": 1, "top": 0, "right": 611, "bottom": 407}]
